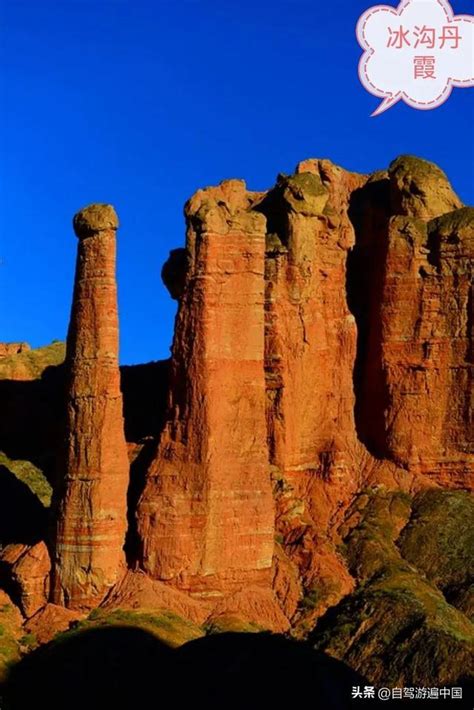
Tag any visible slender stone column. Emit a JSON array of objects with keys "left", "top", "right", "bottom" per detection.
[{"left": 51, "top": 204, "right": 129, "bottom": 609}]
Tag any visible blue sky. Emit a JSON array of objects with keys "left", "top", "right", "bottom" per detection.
[{"left": 1, "top": 0, "right": 473, "bottom": 364}]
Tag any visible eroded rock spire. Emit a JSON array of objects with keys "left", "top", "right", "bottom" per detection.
[
  {"left": 51, "top": 204, "right": 129, "bottom": 609},
  {"left": 137, "top": 180, "right": 275, "bottom": 592}
]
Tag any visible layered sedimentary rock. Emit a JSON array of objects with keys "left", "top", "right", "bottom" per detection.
[
  {"left": 137, "top": 180, "right": 275, "bottom": 591},
  {"left": 137, "top": 155, "right": 473, "bottom": 619},
  {"left": 51, "top": 204, "right": 129, "bottom": 609},
  {"left": 350, "top": 156, "right": 473, "bottom": 488},
  {"left": 259, "top": 161, "right": 369, "bottom": 605}
]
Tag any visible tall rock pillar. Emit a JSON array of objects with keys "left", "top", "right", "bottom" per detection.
[
  {"left": 51, "top": 204, "right": 129, "bottom": 609},
  {"left": 137, "top": 181, "right": 275, "bottom": 592}
]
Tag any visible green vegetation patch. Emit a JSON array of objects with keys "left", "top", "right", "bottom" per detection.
[
  {"left": 310, "top": 487, "right": 474, "bottom": 686},
  {"left": 0, "top": 341, "right": 65, "bottom": 381},
  {"left": 388, "top": 154, "right": 448, "bottom": 182},
  {"left": 398, "top": 488, "right": 474, "bottom": 618},
  {"left": 0, "top": 452, "right": 52, "bottom": 507},
  {"left": 0, "top": 603, "right": 21, "bottom": 682},
  {"left": 55, "top": 608, "right": 204, "bottom": 649},
  {"left": 204, "top": 616, "right": 264, "bottom": 635}
]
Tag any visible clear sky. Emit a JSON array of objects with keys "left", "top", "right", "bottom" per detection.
[{"left": 1, "top": 0, "right": 473, "bottom": 364}]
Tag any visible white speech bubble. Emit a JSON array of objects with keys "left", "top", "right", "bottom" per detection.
[{"left": 356, "top": 0, "right": 474, "bottom": 116}]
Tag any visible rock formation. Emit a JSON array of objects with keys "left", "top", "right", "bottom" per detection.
[
  {"left": 137, "top": 180, "right": 275, "bottom": 593},
  {"left": 350, "top": 157, "right": 473, "bottom": 488},
  {"left": 0, "top": 343, "right": 30, "bottom": 359},
  {"left": 51, "top": 204, "right": 129, "bottom": 610},
  {"left": 260, "top": 162, "right": 367, "bottom": 604},
  {"left": 0, "top": 543, "right": 50, "bottom": 618},
  {"left": 0, "top": 155, "right": 473, "bottom": 691}
]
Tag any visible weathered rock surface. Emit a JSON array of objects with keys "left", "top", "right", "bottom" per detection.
[
  {"left": 350, "top": 157, "right": 473, "bottom": 488},
  {"left": 0, "top": 542, "right": 51, "bottom": 617},
  {"left": 24, "top": 603, "right": 84, "bottom": 645},
  {"left": 137, "top": 181, "right": 275, "bottom": 593},
  {"left": 51, "top": 204, "right": 129, "bottom": 610},
  {"left": 0, "top": 343, "right": 30, "bottom": 359},
  {"left": 259, "top": 162, "right": 368, "bottom": 616}
]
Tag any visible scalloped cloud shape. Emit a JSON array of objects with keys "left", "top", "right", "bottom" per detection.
[{"left": 356, "top": 0, "right": 474, "bottom": 116}]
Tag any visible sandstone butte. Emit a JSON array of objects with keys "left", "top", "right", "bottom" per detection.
[{"left": 0, "top": 155, "right": 472, "bottom": 673}]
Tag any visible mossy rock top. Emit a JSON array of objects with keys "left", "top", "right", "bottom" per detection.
[
  {"left": 278, "top": 172, "right": 329, "bottom": 216},
  {"left": 73, "top": 203, "right": 119, "bottom": 238}
]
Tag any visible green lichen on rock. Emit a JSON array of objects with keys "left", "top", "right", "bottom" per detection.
[
  {"left": 73, "top": 203, "right": 119, "bottom": 238},
  {"left": 389, "top": 154, "right": 448, "bottom": 180},
  {"left": 338, "top": 488, "right": 412, "bottom": 582},
  {"left": 429, "top": 205, "right": 474, "bottom": 235},
  {"left": 0, "top": 452, "right": 52, "bottom": 508},
  {"left": 428, "top": 206, "right": 474, "bottom": 268},
  {"left": 279, "top": 172, "right": 329, "bottom": 216},
  {"left": 310, "top": 487, "right": 474, "bottom": 686},
  {"left": 388, "top": 154, "right": 462, "bottom": 220}
]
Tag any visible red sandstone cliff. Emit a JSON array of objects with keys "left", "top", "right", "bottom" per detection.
[{"left": 133, "top": 155, "right": 471, "bottom": 626}]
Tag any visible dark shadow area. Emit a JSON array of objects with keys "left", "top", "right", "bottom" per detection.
[
  {"left": 0, "top": 365, "right": 65, "bottom": 484},
  {"left": 0, "top": 359, "right": 170, "bottom": 559},
  {"left": 346, "top": 177, "right": 392, "bottom": 459},
  {"left": 0, "top": 463, "right": 48, "bottom": 603},
  {"left": 120, "top": 359, "right": 169, "bottom": 565},
  {"left": 1, "top": 627, "right": 397, "bottom": 710},
  {"left": 174, "top": 632, "right": 377, "bottom": 709},
  {"left": 0, "top": 465, "right": 47, "bottom": 546},
  {"left": 124, "top": 439, "right": 158, "bottom": 565},
  {"left": 1, "top": 626, "right": 173, "bottom": 710},
  {"left": 0, "top": 359, "right": 169, "bottom": 480},
  {"left": 120, "top": 359, "right": 169, "bottom": 443}
]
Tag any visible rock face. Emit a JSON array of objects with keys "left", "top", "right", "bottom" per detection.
[
  {"left": 0, "top": 542, "right": 51, "bottom": 617},
  {"left": 260, "top": 162, "right": 367, "bottom": 602},
  {"left": 137, "top": 155, "right": 473, "bottom": 619},
  {"left": 51, "top": 204, "right": 129, "bottom": 610},
  {"left": 350, "top": 157, "right": 473, "bottom": 488},
  {"left": 137, "top": 181, "right": 275, "bottom": 592},
  {"left": 0, "top": 343, "right": 30, "bottom": 358}
]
